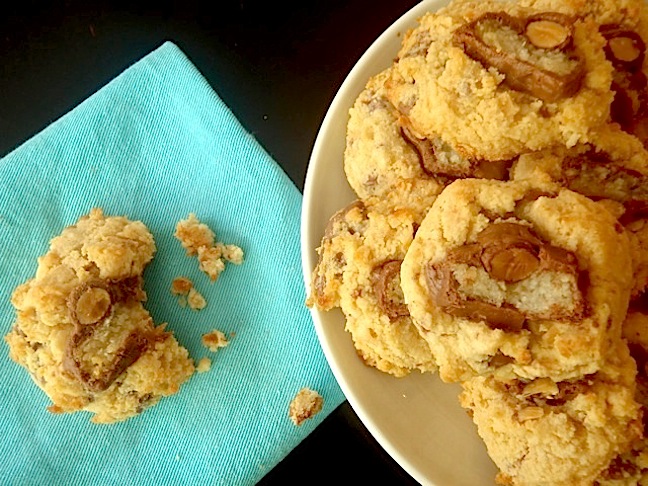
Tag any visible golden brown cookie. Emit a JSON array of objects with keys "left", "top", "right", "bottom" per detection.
[
  {"left": 386, "top": 0, "right": 614, "bottom": 161},
  {"left": 460, "top": 341, "right": 642, "bottom": 486},
  {"left": 5, "top": 208, "right": 195, "bottom": 423},
  {"left": 511, "top": 127, "right": 648, "bottom": 299},
  {"left": 308, "top": 196, "right": 437, "bottom": 377},
  {"left": 401, "top": 179, "right": 633, "bottom": 383}
]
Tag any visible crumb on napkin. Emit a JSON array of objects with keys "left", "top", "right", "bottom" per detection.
[
  {"left": 289, "top": 387, "right": 323, "bottom": 426},
  {"left": 196, "top": 357, "right": 212, "bottom": 373},
  {"left": 171, "top": 276, "right": 207, "bottom": 310},
  {"left": 174, "top": 213, "right": 244, "bottom": 282},
  {"left": 202, "top": 329, "right": 229, "bottom": 352}
]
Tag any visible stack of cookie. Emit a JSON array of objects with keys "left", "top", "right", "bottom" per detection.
[{"left": 307, "top": 0, "right": 648, "bottom": 483}]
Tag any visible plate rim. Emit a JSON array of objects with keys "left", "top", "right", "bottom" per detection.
[{"left": 299, "top": 1, "right": 459, "bottom": 484}]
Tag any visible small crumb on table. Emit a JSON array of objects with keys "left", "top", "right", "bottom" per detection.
[
  {"left": 289, "top": 387, "right": 323, "bottom": 426},
  {"left": 202, "top": 329, "right": 229, "bottom": 352}
]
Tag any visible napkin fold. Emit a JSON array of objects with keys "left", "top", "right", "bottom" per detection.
[{"left": 0, "top": 41, "right": 344, "bottom": 485}]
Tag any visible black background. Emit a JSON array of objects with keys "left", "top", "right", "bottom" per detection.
[{"left": 1, "top": 1, "right": 422, "bottom": 484}]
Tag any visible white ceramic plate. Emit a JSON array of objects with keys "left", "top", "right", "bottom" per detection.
[{"left": 300, "top": 1, "right": 498, "bottom": 484}]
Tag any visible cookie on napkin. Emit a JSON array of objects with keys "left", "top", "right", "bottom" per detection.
[{"left": 0, "top": 42, "right": 344, "bottom": 485}]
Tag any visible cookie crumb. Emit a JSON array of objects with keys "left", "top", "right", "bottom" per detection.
[
  {"left": 197, "top": 246, "right": 226, "bottom": 281},
  {"left": 171, "top": 276, "right": 193, "bottom": 295},
  {"left": 175, "top": 213, "right": 244, "bottom": 282},
  {"left": 218, "top": 242, "right": 244, "bottom": 265},
  {"left": 289, "top": 387, "right": 323, "bottom": 426},
  {"left": 187, "top": 287, "right": 207, "bottom": 310},
  {"left": 171, "top": 277, "right": 206, "bottom": 310},
  {"left": 174, "top": 213, "right": 215, "bottom": 256},
  {"left": 202, "top": 329, "right": 229, "bottom": 352},
  {"left": 196, "top": 357, "right": 212, "bottom": 373}
]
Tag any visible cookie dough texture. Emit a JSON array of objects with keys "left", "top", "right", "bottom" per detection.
[
  {"left": 459, "top": 342, "right": 642, "bottom": 486},
  {"left": 401, "top": 179, "right": 633, "bottom": 383},
  {"left": 308, "top": 197, "right": 437, "bottom": 377},
  {"left": 5, "top": 208, "right": 194, "bottom": 423},
  {"left": 386, "top": 0, "right": 614, "bottom": 161}
]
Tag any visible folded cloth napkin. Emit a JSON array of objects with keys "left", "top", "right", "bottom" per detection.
[{"left": 0, "top": 41, "right": 344, "bottom": 485}]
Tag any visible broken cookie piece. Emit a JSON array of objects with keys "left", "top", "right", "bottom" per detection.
[
  {"left": 288, "top": 387, "right": 323, "bottom": 426},
  {"left": 196, "top": 357, "right": 212, "bottom": 373},
  {"left": 175, "top": 213, "right": 244, "bottom": 282},
  {"left": 4, "top": 208, "right": 195, "bottom": 423}
]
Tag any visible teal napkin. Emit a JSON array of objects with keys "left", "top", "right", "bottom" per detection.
[{"left": 0, "top": 41, "right": 344, "bottom": 485}]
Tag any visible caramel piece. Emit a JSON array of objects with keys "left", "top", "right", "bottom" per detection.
[
  {"left": 323, "top": 200, "right": 366, "bottom": 241},
  {"left": 620, "top": 200, "right": 648, "bottom": 226},
  {"left": 399, "top": 124, "right": 510, "bottom": 180},
  {"left": 425, "top": 262, "right": 526, "bottom": 332},
  {"left": 424, "top": 222, "right": 582, "bottom": 331},
  {"left": 399, "top": 125, "right": 437, "bottom": 177},
  {"left": 477, "top": 223, "right": 542, "bottom": 282},
  {"left": 371, "top": 260, "right": 409, "bottom": 320},
  {"left": 64, "top": 277, "right": 157, "bottom": 392},
  {"left": 309, "top": 200, "right": 366, "bottom": 306},
  {"left": 561, "top": 152, "right": 648, "bottom": 208},
  {"left": 453, "top": 12, "right": 584, "bottom": 102},
  {"left": 484, "top": 247, "right": 540, "bottom": 282}
]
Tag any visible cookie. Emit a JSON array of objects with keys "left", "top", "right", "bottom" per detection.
[
  {"left": 511, "top": 127, "right": 648, "bottom": 298},
  {"left": 596, "top": 302, "right": 648, "bottom": 484},
  {"left": 4, "top": 208, "right": 195, "bottom": 423},
  {"left": 308, "top": 196, "right": 437, "bottom": 377},
  {"left": 459, "top": 341, "right": 642, "bottom": 486},
  {"left": 385, "top": 0, "right": 614, "bottom": 161},
  {"left": 344, "top": 68, "right": 444, "bottom": 200},
  {"left": 306, "top": 199, "right": 368, "bottom": 312},
  {"left": 344, "top": 67, "right": 507, "bottom": 200},
  {"left": 599, "top": 7, "right": 648, "bottom": 148},
  {"left": 401, "top": 179, "right": 633, "bottom": 383}
]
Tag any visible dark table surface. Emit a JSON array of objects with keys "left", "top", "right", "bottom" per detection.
[{"left": 1, "top": 1, "right": 423, "bottom": 484}]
